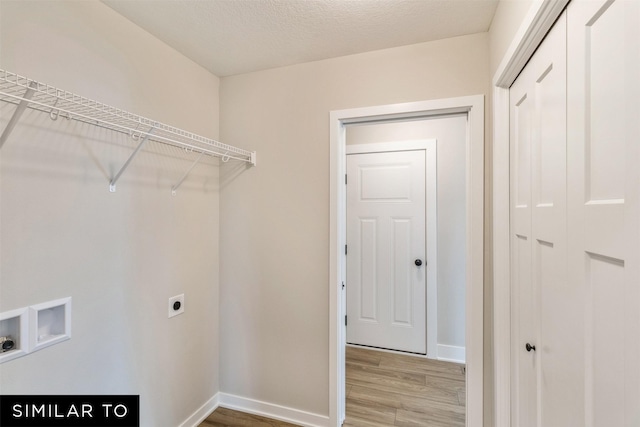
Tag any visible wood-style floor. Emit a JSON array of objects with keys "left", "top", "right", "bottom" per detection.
[
  {"left": 199, "top": 346, "right": 465, "bottom": 427},
  {"left": 344, "top": 345, "right": 465, "bottom": 426},
  {"left": 199, "top": 407, "right": 299, "bottom": 427}
]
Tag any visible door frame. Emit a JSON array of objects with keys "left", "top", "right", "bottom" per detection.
[
  {"left": 346, "top": 139, "right": 438, "bottom": 358},
  {"left": 330, "top": 95, "right": 484, "bottom": 427},
  {"left": 492, "top": 1, "right": 570, "bottom": 425}
]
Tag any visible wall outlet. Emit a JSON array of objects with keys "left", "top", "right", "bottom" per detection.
[{"left": 168, "top": 294, "right": 184, "bottom": 318}]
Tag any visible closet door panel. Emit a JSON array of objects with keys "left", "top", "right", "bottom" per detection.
[
  {"left": 511, "top": 11, "right": 581, "bottom": 427},
  {"left": 510, "top": 59, "right": 536, "bottom": 427},
  {"left": 530, "top": 16, "right": 583, "bottom": 427},
  {"left": 568, "top": 0, "right": 640, "bottom": 426}
]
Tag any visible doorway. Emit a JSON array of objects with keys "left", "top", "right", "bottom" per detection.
[{"left": 329, "top": 95, "right": 485, "bottom": 427}]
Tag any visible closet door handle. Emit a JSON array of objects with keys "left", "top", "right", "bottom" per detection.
[
  {"left": 415, "top": 259, "right": 423, "bottom": 267},
  {"left": 525, "top": 343, "right": 536, "bottom": 352}
]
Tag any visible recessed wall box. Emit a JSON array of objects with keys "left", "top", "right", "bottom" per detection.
[
  {"left": 0, "top": 307, "right": 29, "bottom": 364},
  {"left": 30, "top": 297, "right": 71, "bottom": 353}
]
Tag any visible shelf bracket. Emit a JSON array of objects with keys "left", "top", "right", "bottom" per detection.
[
  {"left": 171, "top": 152, "right": 204, "bottom": 196},
  {"left": 0, "top": 82, "right": 37, "bottom": 149},
  {"left": 109, "top": 125, "right": 156, "bottom": 192}
]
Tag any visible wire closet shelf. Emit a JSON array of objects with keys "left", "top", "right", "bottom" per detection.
[{"left": 0, "top": 69, "right": 256, "bottom": 193}]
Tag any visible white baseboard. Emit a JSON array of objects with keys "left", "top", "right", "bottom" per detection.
[
  {"left": 179, "top": 393, "right": 219, "bottom": 427},
  {"left": 218, "top": 392, "right": 330, "bottom": 427},
  {"left": 437, "top": 344, "right": 466, "bottom": 364}
]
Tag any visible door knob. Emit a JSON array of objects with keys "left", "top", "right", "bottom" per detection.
[
  {"left": 525, "top": 343, "right": 536, "bottom": 352},
  {"left": 415, "top": 259, "right": 423, "bottom": 267}
]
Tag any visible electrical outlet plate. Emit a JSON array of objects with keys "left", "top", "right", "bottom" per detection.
[{"left": 168, "top": 294, "right": 184, "bottom": 318}]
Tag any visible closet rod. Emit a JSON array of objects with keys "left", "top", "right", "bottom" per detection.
[{"left": 0, "top": 69, "right": 256, "bottom": 166}]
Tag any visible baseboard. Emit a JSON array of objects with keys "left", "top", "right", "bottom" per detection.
[
  {"left": 437, "top": 344, "right": 466, "bottom": 364},
  {"left": 179, "top": 393, "right": 219, "bottom": 427},
  {"left": 218, "top": 392, "right": 329, "bottom": 427}
]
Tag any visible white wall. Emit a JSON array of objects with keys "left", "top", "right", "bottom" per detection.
[
  {"left": 0, "top": 2, "right": 220, "bottom": 426},
  {"left": 219, "top": 33, "right": 490, "bottom": 418},
  {"left": 346, "top": 116, "right": 467, "bottom": 355},
  {"left": 489, "top": 0, "right": 536, "bottom": 77}
]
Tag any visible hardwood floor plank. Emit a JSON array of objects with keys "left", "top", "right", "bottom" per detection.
[
  {"left": 346, "top": 346, "right": 383, "bottom": 366},
  {"left": 348, "top": 385, "right": 465, "bottom": 415},
  {"left": 343, "top": 415, "right": 397, "bottom": 427},
  {"left": 345, "top": 400, "right": 397, "bottom": 425},
  {"left": 199, "top": 407, "right": 300, "bottom": 427},
  {"left": 394, "top": 408, "right": 465, "bottom": 427},
  {"left": 348, "top": 383, "right": 460, "bottom": 408},
  {"left": 378, "top": 357, "right": 465, "bottom": 378},
  {"left": 346, "top": 363, "right": 427, "bottom": 388},
  {"left": 346, "top": 372, "right": 459, "bottom": 405},
  {"left": 423, "top": 376, "right": 465, "bottom": 393}
]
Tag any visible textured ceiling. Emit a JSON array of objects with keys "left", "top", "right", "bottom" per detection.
[{"left": 102, "top": 0, "right": 499, "bottom": 77}]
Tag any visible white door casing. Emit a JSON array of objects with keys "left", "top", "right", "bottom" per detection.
[
  {"left": 345, "top": 140, "right": 437, "bottom": 356},
  {"left": 330, "top": 96, "right": 484, "bottom": 427},
  {"left": 492, "top": 1, "right": 571, "bottom": 424}
]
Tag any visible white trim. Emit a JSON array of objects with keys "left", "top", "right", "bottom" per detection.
[
  {"left": 492, "top": 1, "right": 569, "bottom": 426},
  {"left": 346, "top": 342, "right": 430, "bottom": 358},
  {"left": 218, "top": 393, "right": 329, "bottom": 427},
  {"left": 178, "top": 392, "right": 330, "bottom": 427},
  {"left": 493, "top": 0, "right": 570, "bottom": 88},
  {"left": 345, "top": 139, "right": 434, "bottom": 155},
  {"left": 330, "top": 95, "right": 484, "bottom": 427},
  {"left": 179, "top": 393, "right": 220, "bottom": 427},
  {"left": 492, "top": 85, "right": 512, "bottom": 427},
  {"left": 437, "top": 344, "right": 466, "bottom": 364},
  {"left": 346, "top": 342, "right": 466, "bottom": 365},
  {"left": 346, "top": 139, "right": 438, "bottom": 359}
]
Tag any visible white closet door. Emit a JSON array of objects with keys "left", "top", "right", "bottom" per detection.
[
  {"left": 510, "top": 12, "right": 577, "bottom": 427},
  {"left": 567, "top": 1, "right": 640, "bottom": 426}
]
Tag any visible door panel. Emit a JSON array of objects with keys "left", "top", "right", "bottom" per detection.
[
  {"left": 568, "top": 1, "right": 640, "bottom": 425},
  {"left": 346, "top": 150, "right": 426, "bottom": 354},
  {"left": 358, "top": 218, "right": 377, "bottom": 321},
  {"left": 510, "top": 11, "right": 571, "bottom": 427},
  {"left": 391, "top": 218, "right": 412, "bottom": 325}
]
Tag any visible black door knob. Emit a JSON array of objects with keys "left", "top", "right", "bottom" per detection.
[
  {"left": 525, "top": 343, "right": 536, "bottom": 352},
  {"left": 415, "top": 259, "right": 423, "bottom": 267}
]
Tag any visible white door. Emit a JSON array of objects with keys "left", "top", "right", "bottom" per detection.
[
  {"left": 346, "top": 149, "right": 428, "bottom": 354},
  {"left": 567, "top": 1, "right": 640, "bottom": 425},
  {"left": 510, "top": 12, "right": 580, "bottom": 426},
  {"left": 510, "top": 0, "right": 640, "bottom": 425}
]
